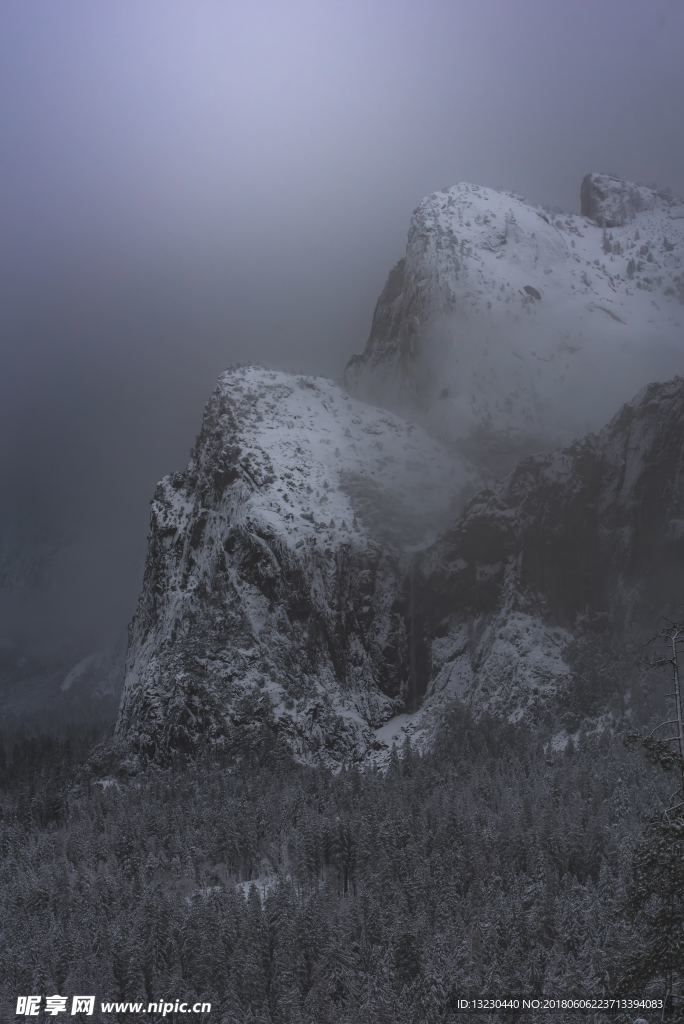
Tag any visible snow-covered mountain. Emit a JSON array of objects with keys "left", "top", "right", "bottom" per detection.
[
  {"left": 116, "top": 363, "right": 684, "bottom": 763},
  {"left": 115, "top": 173, "right": 684, "bottom": 765},
  {"left": 415, "top": 376, "right": 684, "bottom": 732},
  {"left": 346, "top": 173, "right": 684, "bottom": 463},
  {"left": 116, "top": 366, "right": 473, "bottom": 763}
]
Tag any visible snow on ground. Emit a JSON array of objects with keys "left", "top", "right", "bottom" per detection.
[
  {"left": 234, "top": 876, "right": 279, "bottom": 902},
  {"left": 93, "top": 777, "right": 121, "bottom": 791},
  {"left": 373, "top": 712, "right": 416, "bottom": 747}
]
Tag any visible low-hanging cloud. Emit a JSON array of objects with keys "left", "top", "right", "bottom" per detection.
[{"left": 1, "top": 0, "right": 684, "bottom": 658}]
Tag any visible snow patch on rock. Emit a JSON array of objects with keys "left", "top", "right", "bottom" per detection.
[{"left": 347, "top": 176, "right": 684, "bottom": 456}]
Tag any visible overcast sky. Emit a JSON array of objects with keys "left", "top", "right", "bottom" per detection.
[{"left": 2, "top": 0, "right": 683, "bottom": 653}]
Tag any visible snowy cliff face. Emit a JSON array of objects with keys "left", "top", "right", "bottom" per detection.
[
  {"left": 117, "top": 171, "right": 684, "bottom": 763},
  {"left": 346, "top": 176, "right": 684, "bottom": 461},
  {"left": 116, "top": 366, "right": 471, "bottom": 763},
  {"left": 580, "top": 172, "right": 679, "bottom": 227},
  {"left": 117, "top": 369, "right": 684, "bottom": 761},
  {"left": 419, "top": 377, "right": 684, "bottom": 724}
]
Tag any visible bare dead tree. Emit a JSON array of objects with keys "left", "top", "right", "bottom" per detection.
[{"left": 645, "top": 621, "right": 684, "bottom": 805}]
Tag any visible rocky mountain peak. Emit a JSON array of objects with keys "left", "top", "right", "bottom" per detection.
[
  {"left": 116, "top": 365, "right": 684, "bottom": 762},
  {"left": 346, "top": 174, "right": 684, "bottom": 462},
  {"left": 580, "top": 171, "right": 679, "bottom": 227},
  {"left": 115, "top": 365, "right": 472, "bottom": 764},
  {"left": 115, "top": 175, "right": 684, "bottom": 766}
]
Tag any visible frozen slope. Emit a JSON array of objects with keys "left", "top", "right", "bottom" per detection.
[
  {"left": 116, "top": 366, "right": 473, "bottom": 763},
  {"left": 346, "top": 174, "right": 684, "bottom": 459}
]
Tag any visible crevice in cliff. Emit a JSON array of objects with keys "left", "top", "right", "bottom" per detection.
[{"left": 405, "top": 553, "right": 429, "bottom": 712}]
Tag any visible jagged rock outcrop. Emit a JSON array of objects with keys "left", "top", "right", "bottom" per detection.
[
  {"left": 346, "top": 176, "right": 684, "bottom": 463},
  {"left": 418, "top": 377, "right": 684, "bottom": 725},
  {"left": 580, "top": 172, "right": 677, "bottom": 227},
  {"left": 117, "top": 369, "right": 684, "bottom": 761},
  {"left": 116, "top": 172, "right": 684, "bottom": 764},
  {"left": 116, "top": 366, "right": 471, "bottom": 763}
]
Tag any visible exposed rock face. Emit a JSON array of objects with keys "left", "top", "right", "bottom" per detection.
[
  {"left": 117, "top": 369, "right": 684, "bottom": 761},
  {"left": 116, "top": 173, "right": 684, "bottom": 764},
  {"left": 420, "top": 377, "right": 684, "bottom": 723},
  {"left": 346, "top": 176, "right": 684, "bottom": 461},
  {"left": 116, "top": 366, "right": 471, "bottom": 763},
  {"left": 580, "top": 172, "right": 676, "bottom": 227}
]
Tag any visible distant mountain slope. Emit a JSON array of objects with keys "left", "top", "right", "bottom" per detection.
[
  {"left": 418, "top": 376, "right": 684, "bottom": 729},
  {"left": 346, "top": 174, "right": 684, "bottom": 461},
  {"left": 0, "top": 641, "right": 123, "bottom": 731},
  {"left": 116, "top": 366, "right": 473, "bottom": 763}
]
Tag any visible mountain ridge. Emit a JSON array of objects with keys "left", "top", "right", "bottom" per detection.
[
  {"left": 114, "top": 172, "right": 684, "bottom": 764},
  {"left": 115, "top": 363, "right": 684, "bottom": 763},
  {"left": 115, "top": 365, "right": 472, "bottom": 764},
  {"left": 346, "top": 172, "right": 684, "bottom": 461}
]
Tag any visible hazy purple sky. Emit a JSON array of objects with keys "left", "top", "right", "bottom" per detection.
[{"left": 2, "top": 0, "right": 683, "bottom": 652}]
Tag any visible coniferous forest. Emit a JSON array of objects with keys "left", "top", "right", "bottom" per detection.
[{"left": 2, "top": 702, "right": 682, "bottom": 1023}]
